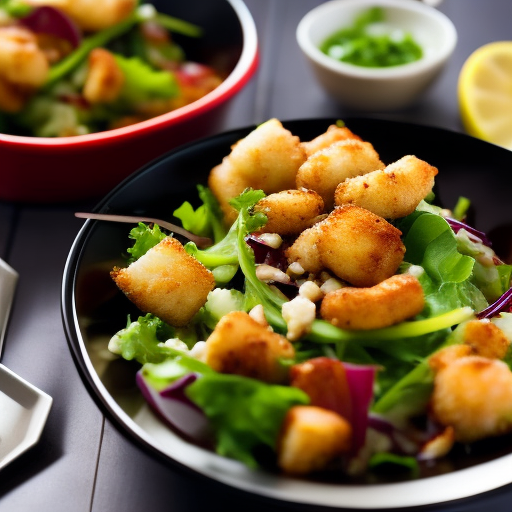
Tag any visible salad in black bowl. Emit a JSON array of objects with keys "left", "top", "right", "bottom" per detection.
[{"left": 63, "top": 118, "right": 512, "bottom": 510}]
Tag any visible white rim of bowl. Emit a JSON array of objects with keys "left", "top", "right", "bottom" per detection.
[
  {"left": 0, "top": 0, "right": 259, "bottom": 146},
  {"left": 296, "top": 0, "right": 457, "bottom": 80}
]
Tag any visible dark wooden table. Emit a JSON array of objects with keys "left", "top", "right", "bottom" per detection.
[{"left": 1, "top": 1, "right": 512, "bottom": 510}]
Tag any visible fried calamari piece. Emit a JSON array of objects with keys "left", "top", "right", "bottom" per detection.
[
  {"left": 320, "top": 274, "right": 424, "bottom": 330},
  {"left": 111, "top": 237, "right": 214, "bottom": 326},
  {"left": 201, "top": 311, "right": 295, "bottom": 383},
  {"left": 277, "top": 405, "right": 352, "bottom": 475},
  {"left": 208, "top": 118, "right": 307, "bottom": 223},
  {"left": 255, "top": 189, "right": 324, "bottom": 235},
  {"left": 430, "top": 356, "right": 512, "bottom": 443},
  {"left": 317, "top": 205, "right": 405, "bottom": 287},
  {"left": 296, "top": 139, "right": 384, "bottom": 210},
  {"left": 301, "top": 124, "right": 362, "bottom": 157},
  {"left": 334, "top": 155, "right": 438, "bottom": 219}
]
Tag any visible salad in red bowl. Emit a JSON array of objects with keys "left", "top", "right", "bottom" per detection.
[{"left": 0, "top": 0, "right": 257, "bottom": 202}]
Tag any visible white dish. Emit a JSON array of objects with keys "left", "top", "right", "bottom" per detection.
[
  {"left": 0, "top": 363, "right": 53, "bottom": 469},
  {"left": 0, "top": 258, "right": 18, "bottom": 357},
  {"left": 296, "top": 0, "right": 457, "bottom": 110},
  {"left": 0, "top": 258, "right": 53, "bottom": 470}
]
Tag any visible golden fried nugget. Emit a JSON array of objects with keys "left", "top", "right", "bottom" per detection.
[
  {"left": 302, "top": 124, "right": 362, "bottom": 157},
  {"left": 83, "top": 48, "right": 125, "bottom": 104},
  {"left": 317, "top": 205, "right": 405, "bottom": 287},
  {"left": 462, "top": 319, "right": 511, "bottom": 359},
  {"left": 207, "top": 159, "right": 249, "bottom": 224},
  {"left": 111, "top": 237, "right": 214, "bottom": 326},
  {"left": 278, "top": 405, "right": 352, "bottom": 475},
  {"left": 0, "top": 26, "right": 49, "bottom": 88},
  {"left": 29, "top": 0, "right": 137, "bottom": 31},
  {"left": 431, "top": 356, "right": 512, "bottom": 443},
  {"left": 208, "top": 118, "right": 307, "bottom": 223},
  {"left": 202, "top": 311, "right": 295, "bottom": 383},
  {"left": 255, "top": 189, "right": 324, "bottom": 235},
  {"left": 296, "top": 139, "right": 384, "bottom": 210},
  {"left": 334, "top": 155, "right": 438, "bottom": 219},
  {"left": 320, "top": 274, "right": 424, "bottom": 330},
  {"left": 429, "top": 344, "right": 473, "bottom": 373},
  {"left": 284, "top": 224, "right": 324, "bottom": 274}
]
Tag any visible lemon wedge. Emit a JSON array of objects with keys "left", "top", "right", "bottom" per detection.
[{"left": 458, "top": 41, "right": 512, "bottom": 150}]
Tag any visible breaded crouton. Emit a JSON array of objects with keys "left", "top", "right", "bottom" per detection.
[
  {"left": 296, "top": 139, "right": 384, "bottom": 210},
  {"left": 284, "top": 224, "right": 324, "bottom": 275},
  {"left": 320, "top": 274, "right": 424, "bottom": 330},
  {"left": 111, "top": 237, "right": 214, "bottom": 326},
  {"left": 208, "top": 119, "right": 307, "bottom": 223},
  {"left": 317, "top": 205, "right": 405, "bottom": 287},
  {"left": 207, "top": 159, "right": 249, "bottom": 224},
  {"left": 277, "top": 405, "right": 352, "bottom": 475},
  {"left": 462, "top": 319, "right": 510, "bottom": 359},
  {"left": 255, "top": 189, "right": 324, "bottom": 235},
  {"left": 202, "top": 311, "right": 295, "bottom": 383},
  {"left": 334, "top": 155, "right": 438, "bottom": 219},
  {"left": 431, "top": 356, "right": 512, "bottom": 442},
  {"left": 302, "top": 124, "right": 362, "bottom": 157},
  {"left": 83, "top": 48, "right": 125, "bottom": 104}
]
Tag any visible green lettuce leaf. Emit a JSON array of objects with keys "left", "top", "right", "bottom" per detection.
[
  {"left": 398, "top": 211, "right": 486, "bottom": 316},
  {"left": 186, "top": 373, "right": 309, "bottom": 467},
  {"left": 184, "top": 188, "right": 268, "bottom": 285},
  {"left": 140, "top": 355, "right": 213, "bottom": 391},
  {"left": 173, "top": 185, "right": 227, "bottom": 243},
  {"left": 108, "top": 313, "right": 176, "bottom": 365},
  {"left": 126, "top": 222, "right": 167, "bottom": 263},
  {"left": 114, "top": 54, "right": 179, "bottom": 104}
]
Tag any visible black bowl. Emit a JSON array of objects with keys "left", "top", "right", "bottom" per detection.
[{"left": 62, "top": 118, "right": 512, "bottom": 510}]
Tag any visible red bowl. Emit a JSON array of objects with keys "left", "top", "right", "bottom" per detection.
[{"left": 0, "top": 0, "right": 258, "bottom": 203}]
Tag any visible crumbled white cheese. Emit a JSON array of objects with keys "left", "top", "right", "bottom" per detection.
[
  {"left": 189, "top": 341, "right": 207, "bottom": 360},
  {"left": 258, "top": 233, "right": 283, "bottom": 249},
  {"left": 282, "top": 296, "right": 316, "bottom": 341},
  {"left": 406, "top": 265, "right": 424, "bottom": 278},
  {"left": 298, "top": 280, "right": 324, "bottom": 302},
  {"left": 256, "top": 264, "right": 291, "bottom": 284},
  {"left": 287, "top": 261, "right": 305, "bottom": 276},
  {"left": 161, "top": 338, "right": 189, "bottom": 352},
  {"left": 320, "top": 277, "right": 344, "bottom": 294},
  {"left": 249, "top": 304, "right": 269, "bottom": 326}
]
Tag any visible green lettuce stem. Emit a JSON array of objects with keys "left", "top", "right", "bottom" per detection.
[
  {"left": 154, "top": 12, "right": 202, "bottom": 37},
  {"left": 45, "top": 13, "right": 140, "bottom": 87},
  {"left": 307, "top": 307, "right": 474, "bottom": 345},
  {"left": 371, "top": 359, "right": 432, "bottom": 414}
]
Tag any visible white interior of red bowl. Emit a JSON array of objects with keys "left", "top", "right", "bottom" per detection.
[{"left": 0, "top": 0, "right": 258, "bottom": 147}]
